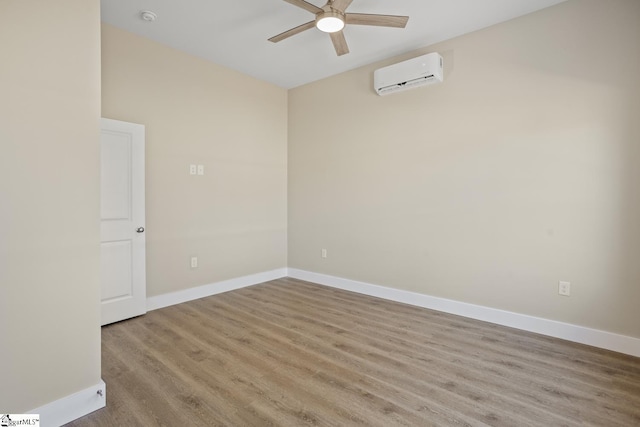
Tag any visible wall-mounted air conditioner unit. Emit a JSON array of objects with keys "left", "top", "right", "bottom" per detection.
[{"left": 374, "top": 52, "right": 444, "bottom": 96}]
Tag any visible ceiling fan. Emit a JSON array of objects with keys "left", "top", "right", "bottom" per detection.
[{"left": 268, "top": 0, "right": 409, "bottom": 56}]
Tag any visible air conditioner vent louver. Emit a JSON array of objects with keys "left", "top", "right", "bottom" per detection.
[{"left": 374, "top": 53, "right": 443, "bottom": 96}]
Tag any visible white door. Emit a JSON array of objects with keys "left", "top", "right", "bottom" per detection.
[{"left": 100, "top": 118, "right": 146, "bottom": 325}]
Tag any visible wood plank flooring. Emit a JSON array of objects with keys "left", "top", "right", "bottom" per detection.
[{"left": 67, "top": 278, "right": 640, "bottom": 426}]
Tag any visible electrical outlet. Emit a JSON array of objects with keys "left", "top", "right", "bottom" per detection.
[
  {"left": 321, "top": 249, "right": 327, "bottom": 258},
  {"left": 558, "top": 281, "right": 570, "bottom": 296},
  {"left": 190, "top": 256, "right": 198, "bottom": 269},
  {"left": 189, "top": 164, "right": 197, "bottom": 175}
]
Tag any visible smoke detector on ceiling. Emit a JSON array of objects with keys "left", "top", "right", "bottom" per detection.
[{"left": 140, "top": 11, "right": 157, "bottom": 22}]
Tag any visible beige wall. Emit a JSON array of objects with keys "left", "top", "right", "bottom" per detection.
[
  {"left": 0, "top": 0, "right": 102, "bottom": 412},
  {"left": 101, "top": 24, "right": 288, "bottom": 297},
  {"left": 288, "top": 0, "right": 640, "bottom": 338}
]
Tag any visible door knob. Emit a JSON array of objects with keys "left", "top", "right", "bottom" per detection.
[{"left": 136, "top": 227, "right": 145, "bottom": 233}]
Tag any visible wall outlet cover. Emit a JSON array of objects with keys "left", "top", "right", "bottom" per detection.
[{"left": 559, "top": 281, "right": 571, "bottom": 296}]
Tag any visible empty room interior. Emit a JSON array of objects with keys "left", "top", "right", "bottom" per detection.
[{"left": 2, "top": 0, "right": 640, "bottom": 425}]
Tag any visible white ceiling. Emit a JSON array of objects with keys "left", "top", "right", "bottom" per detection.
[{"left": 100, "top": 0, "right": 566, "bottom": 89}]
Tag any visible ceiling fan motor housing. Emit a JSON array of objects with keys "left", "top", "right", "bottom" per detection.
[{"left": 315, "top": 10, "right": 345, "bottom": 33}]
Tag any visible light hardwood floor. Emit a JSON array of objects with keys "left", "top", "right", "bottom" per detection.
[{"left": 67, "top": 278, "right": 640, "bottom": 426}]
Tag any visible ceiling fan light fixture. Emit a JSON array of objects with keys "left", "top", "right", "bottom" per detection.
[{"left": 316, "top": 12, "right": 345, "bottom": 33}]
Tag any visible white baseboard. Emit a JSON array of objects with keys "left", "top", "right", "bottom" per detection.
[
  {"left": 287, "top": 268, "right": 640, "bottom": 358},
  {"left": 28, "top": 380, "right": 106, "bottom": 427},
  {"left": 147, "top": 268, "right": 288, "bottom": 311}
]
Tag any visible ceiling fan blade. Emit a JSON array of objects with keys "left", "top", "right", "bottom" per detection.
[
  {"left": 345, "top": 13, "right": 409, "bottom": 28},
  {"left": 268, "top": 21, "right": 316, "bottom": 43},
  {"left": 330, "top": 30, "right": 349, "bottom": 56},
  {"left": 283, "top": 0, "right": 323, "bottom": 14},
  {"left": 331, "top": 0, "right": 353, "bottom": 12}
]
